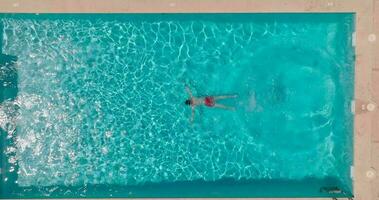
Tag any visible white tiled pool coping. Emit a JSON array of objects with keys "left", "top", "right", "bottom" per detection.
[{"left": 0, "top": 0, "right": 378, "bottom": 200}]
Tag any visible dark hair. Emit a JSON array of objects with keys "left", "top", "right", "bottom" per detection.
[{"left": 185, "top": 99, "right": 192, "bottom": 105}]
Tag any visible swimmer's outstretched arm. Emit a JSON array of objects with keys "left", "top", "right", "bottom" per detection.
[
  {"left": 190, "top": 107, "right": 195, "bottom": 123},
  {"left": 214, "top": 95, "right": 238, "bottom": 100},
  {"left": 185, "top": 85, "right": 193, "bottom": 98},
  {"left": 214, "top": 104, "right": 235, "bottom": 111}
]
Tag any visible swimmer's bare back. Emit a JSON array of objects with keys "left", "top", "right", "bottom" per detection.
[{"left": 184, "top": 85, "right": 237, "bottom": 122}]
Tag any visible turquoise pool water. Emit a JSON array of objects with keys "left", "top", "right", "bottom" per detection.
[{"left": 0, "top": 14, "right": 354, "bottom": 198}]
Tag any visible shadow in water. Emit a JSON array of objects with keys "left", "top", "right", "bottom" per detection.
[
  {"left": 0, "top": 42, "right": 18, "bottom": 102},
  {"left": 1, "top": 19, "right": 18, "bottom": 100},
  {"left": 0, "top": 20, "right": 19, "bottom": 199},
  {"left": 1, "top": 176, "right": 353, "bottom": 198}
]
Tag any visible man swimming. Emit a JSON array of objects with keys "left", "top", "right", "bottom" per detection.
[{"left": 185, "top": 85, "right": 237, "bottom": 122}]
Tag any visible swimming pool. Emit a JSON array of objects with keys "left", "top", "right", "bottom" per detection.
[{"left": 0, "top": 13, "right": 354, "bottom": 198}]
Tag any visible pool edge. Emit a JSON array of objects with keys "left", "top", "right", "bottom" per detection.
[{"left": 0, "top": 0, "right": 377, "bottom": 200}]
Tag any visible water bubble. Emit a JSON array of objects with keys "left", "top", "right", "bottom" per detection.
[
  {"left": 105, "top": 131, "right": 112, "bottom": 138},
  {"left": 6, "top": 146, "right": 16, "bottom": 154},
  {"left": 101, "top": 147, "right": 109, "bottom": 154},
  {"left": 121, "top": 130, "right": 128, "bottom": 136},
  {"left": 9, "top": 166, "right": 15, "bottom": 172},
  {"left": 68, "top": 151, "right": 76, "bottom": 160},
  {"left": 8, "top": 156, "right": 17, "bottom": 164}
]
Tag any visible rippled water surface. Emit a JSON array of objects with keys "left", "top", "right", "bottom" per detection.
[{"left": 0, "top": 14, "right": 354, "bottom": 198}]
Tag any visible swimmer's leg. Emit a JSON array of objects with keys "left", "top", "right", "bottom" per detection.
[
  {"left": 214, "top": 95, "right": 238, "bottom": 100},
  {"left": 214, "top": 103, "right": 235, "bottom": 111}
]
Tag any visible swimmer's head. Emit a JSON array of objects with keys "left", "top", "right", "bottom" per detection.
[{"left": 185, "top": 99, "right": 192, "bottom": 106}]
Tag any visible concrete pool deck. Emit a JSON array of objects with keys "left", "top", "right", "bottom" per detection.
[{"left": 0, "top": 0, "right": 378, "bottom": 200}]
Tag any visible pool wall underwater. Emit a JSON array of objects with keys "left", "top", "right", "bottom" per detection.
[{"left": 0, "top": 13, "right": 354, "bottom": 198}]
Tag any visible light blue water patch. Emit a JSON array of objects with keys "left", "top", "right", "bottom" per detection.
[{"left": 0, "top": 14, "right": 354, "bottom": 198}]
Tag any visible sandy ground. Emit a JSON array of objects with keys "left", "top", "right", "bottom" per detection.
[{"left": 0, "top": 0, "right": 378, "bottom": 200}]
